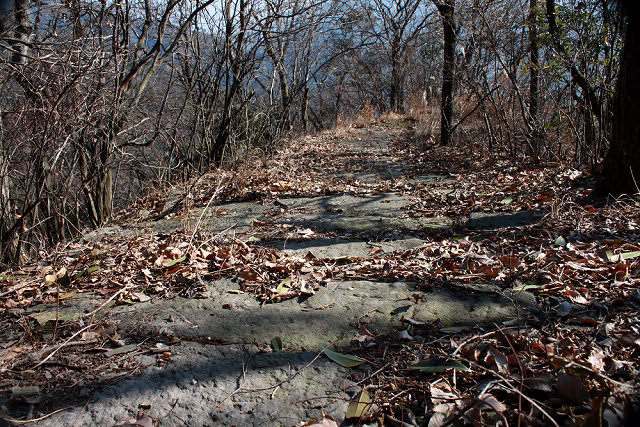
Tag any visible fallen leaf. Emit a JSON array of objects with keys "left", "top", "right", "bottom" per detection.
[
  {"left": 275, "top": 278, "right": 291, "bottom": 294},
  {"left": 605, "top": 250, "right": 640, "bottom": 263},
  {"left": 81, "top": 331, "right": 101, "bottom": 341},
  {"left": 499, "top": 255, "right": 520, "bottom": 268},
  {"left": 239, "top": 269, "right": 258, "bottom": 281},
  {"left": 29, "top": 309, "right": 83, "bottom": 326},
  {"left": 323, "top": 348, "right": 366, "bottom": 368},
  {"left": 554, "top": 236, "right": 567, "bottom": 247},
  {"left": 487, "top": 347, "right": 509, "bottom": 373},
  {"left": 155, "top": 255, "right": 186, "bottom": 268},
  {"left": 512, "top": 283, "right": 541, "bottom": 292},
  {"left": 499, "top": 197, "right": 513, "bottom": 205},
  {"left": 480, "top": 393, "right": 507, "bottom": 413},
  {"left": 87, "top": 265, "right": 101, "bottom": 275},
  {"left": 523, "top": 376, "right": 554, "bottom": 392},
  {"left": 588, "top": 347, "right": 606, "bottom": 372},
  {"left": 116, "top": 414, "right": 154, "bottom": 427},
  {"left": 133, "top": 292, "right": 151, "bottom": 303},
  {"left": 303, "top": 416, "right": 338, "bottom": 427},
  {"left": 345, "top": 389, "right": 372, "bottom": 419}
]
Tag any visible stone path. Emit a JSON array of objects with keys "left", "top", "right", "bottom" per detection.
[{"left": 25, "top": 126, "right": 540, "bottom": 426}]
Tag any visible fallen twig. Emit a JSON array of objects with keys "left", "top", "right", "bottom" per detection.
[
  {"left": 30, "top": 324, "right": 94, "bottom": 370},
  {"left": 0, "top": 407, "right": 71, "bottom": 425},
  {"left": 83, "top": 282, "right": 133, "bottom": 319}
]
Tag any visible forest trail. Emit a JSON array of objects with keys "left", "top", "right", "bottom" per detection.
[
  {"left": 2, "top": 118, "right": 637, "bottom": 426},
  {"left": 1, "top": 119, "right": 537, "bottom": 425}
]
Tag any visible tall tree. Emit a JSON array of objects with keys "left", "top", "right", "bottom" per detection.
[
  {"left": 600, "top": 1, "right": 640, "bottom": 194},
  {"left": 435, "top": 0, "right": 456, "bottom": 146}
]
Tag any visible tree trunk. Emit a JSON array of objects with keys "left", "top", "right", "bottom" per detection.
[
  {"left": 301, "top": 83, "right": 309, "bottom": 132},
  {"left": 528, "top": 0, "right": 542, "bottom": 157},
  {"left": 545, "top": 0, "right": 602, "bottom": 122},
  {"left": 390, "top": 49, "right": 404, "bottom": 113},
  {"left": 81, "top": 136, "right": 114, "bottom": 227},
  {"left": 278, "top": 71, "right": 292, "bottom": 132},
  {"left": 12, "top": 0, "right": 31, "bottom": 64},
  {"left": 211, "top": 112, "right": 231, "bottom": 164},
  {"left": 600, "top": 3, "right": 640, "bottom": 194},
  {"left": 0, "top": 0, "right": 32, "bottom": 64},
  {"left": 0, "top": 134, "right": 18, "bottom": 264},
  {"left": 437, "top": 0, "right": 456, "bottom": 146}
]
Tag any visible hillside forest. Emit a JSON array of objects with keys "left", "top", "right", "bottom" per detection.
[{"left": 0, "top": 1, "right": 639, "bottom": 426}]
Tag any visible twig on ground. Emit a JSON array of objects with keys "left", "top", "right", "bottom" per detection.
[
  {"left": 0, "top": 407, "right": 71, "bottom": 425},
  {"left": 83, "top": 282, "right": 132, "bottom": 319},
  {"left": 30, "top": 324, "right": 94, "bottom": 370}
]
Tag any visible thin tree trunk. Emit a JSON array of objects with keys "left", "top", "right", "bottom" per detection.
[
  {"left": 528, "top": 0, "right": 542, "bottom": 157},
  {"left": 437, "top": 0, "right": 456, "bottom": 146},
  {"left": 278, "top": 71, "right": 291, "bottom": 131},
  {"left": 390, "top": 47, "right": 404, "bottom": 113},
  {"left": 0, "top": 134, "right": 18, "bottom": 264},
  {"left": 81, "top": 136, "right": 114, "bottom": 227},
  {"left": 301, "top": 83, "right": 309, "bottom": 132},
  {"left": 545, "top": 0, "right": 602, "bottom": 121}
]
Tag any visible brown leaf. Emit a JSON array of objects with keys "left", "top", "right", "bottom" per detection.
[
  {"left": 239, "top": 269, "right": 258, "bottom": 281},
  {"left": 499, "top": 255, "right": 520, "bottom": 268}
]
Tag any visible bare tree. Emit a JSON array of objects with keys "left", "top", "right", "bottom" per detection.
[
  {"left": 528, "top": 0, "right": 542, "bottom": 157},
  {"left": 367, "top": 0, "right": 434, "bottom": 112},
  {"left": 435, "top": 0, "right": 456, "bottom": 145}
]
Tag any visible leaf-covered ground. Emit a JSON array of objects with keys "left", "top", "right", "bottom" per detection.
[{"left": 1, "top": 116, "right": 639, "bottom": 426}]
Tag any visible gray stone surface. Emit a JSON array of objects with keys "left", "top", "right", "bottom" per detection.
[
  {"left": 30, "top": 277, "right": 534, "bottom": 426},
  {"left": 467, "top": 210, "right": 544, "bottom": 229},
  {"left": 273, "top": 237, "right": 426, "bottom": 259},
  {"left": 111, "top": 279, "right": 533, "bottom": 351},
  {"left": 48, "top": 344, "right": 352, "bottom": 427},
  {"left": 146, "top": 193, "right": 451, "bottom": 238}
]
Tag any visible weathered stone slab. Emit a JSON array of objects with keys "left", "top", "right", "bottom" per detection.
[
  {"left": 270, "top": 237, "right": 426, "bottom": 259},
  {"left": 467, "top": 210, "right": 545, "bottom": 229},
  {"left": 40, "top": 343, "right": 352, "bottom": 426},
  {"left": 112, "top": 279, "right": 534, "bottom": 351},
  {"left": 145, "top": 193, "right": 452, "bottom": 237}
]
